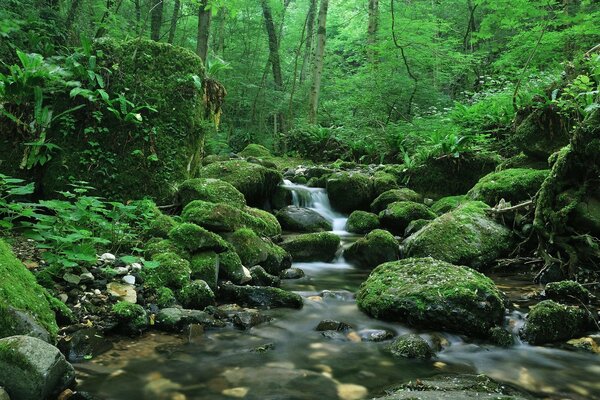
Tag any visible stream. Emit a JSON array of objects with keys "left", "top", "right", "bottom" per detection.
[{"left": 75, "top": 183, "right": 600, "bottom": 400}]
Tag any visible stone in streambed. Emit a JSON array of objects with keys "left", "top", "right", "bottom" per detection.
[
  {"left": 344, "top": 229, "right": 399, "bottom": 270},
  {"left": 544, "top": 280, "right": 592, "bottom": 304},
  {"left": 379, "top": 201, "right": 436, "bottom": 235},
  {"left": 346, "top": 211, "right": 380, "bottom": 234},
  {"left": 156, "top": 308, "right": 225, "bottom": 331},
  {"left": 370, "top": 189, "right": 422, "bottom": 214},
  {"left": 280, "top": 232, "right": 340, "bottom": 262},
  {"left": 276, "top": 206, "right": 332, "bottom": 232},
  {"left": 250, "top": 266, "right": 281, "bottom": 287},
  {"left": 280, "top": 268, "right": 306, "bottom": 280},
  {"left": 327, "top": 172, "right": 373, "bottom": 213},
  {"left": 57, "top": 328, "right": 112, "bottom": 363},
  {"left": 389, "top": 334, "right": 434, "bottom": 359},
  {"left": 219, "top": 282, "right": 303, "bottom": 309},
  {"left": 316, "top": 320, "right": 352, "bottom": 332}
]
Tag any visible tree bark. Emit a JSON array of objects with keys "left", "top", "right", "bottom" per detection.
[
  {"left": 150, "top": 0, "right": 163, "bottom": 41},
  {"left": 367, "top": 0, "right": 379, "bottom": 63},
  {"left": 308, "top": 0, "right": 329, "bottom": 124},
  {"left": 197, "top": 0, "right": 212, "bottom": 63},
  {"left": 300, "top": 0, "right": 318, "bottom": 84},
  {"left": 168, "top": 0, "right": 181, "bottom": 44}
]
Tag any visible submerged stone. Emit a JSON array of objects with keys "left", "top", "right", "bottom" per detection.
[{"left": 219, "top": 283, "right": 303, "bottom": 309}]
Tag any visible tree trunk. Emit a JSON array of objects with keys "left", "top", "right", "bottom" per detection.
[
  {"left": 300, "top": 0, "right": 318, "bottom": 84},
  {"left": 214, "top": 7, "right": 226, "bottom": 56},
  {"left": 65, "top": 0, "right": 84, "bottom": 32},
  {"left": 150, "top": 0, "right": 163, "bottom": 41},
  {"left": 197, "top": 0, "right": 211, "bottom": 63},
  {"left": 95, "top": 0, "right": 115, "bottom": 38},
  {"left": 367, "top": 0, "right": 379, "bottom": 63},
  {"left": 168, "top": 0, "right": 181, "bottom": 44},
  {"left": 134, "top": 0, "right": 141, "bottom": 34},
  {"left": 308, "top": 0, "right": 329, "bottom": 124}
]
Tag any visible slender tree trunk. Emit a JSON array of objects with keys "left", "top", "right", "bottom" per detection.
[
  {"left": 134, "top": 0, "right": 141, "bottom": 34},
  {"left": 168, "top": 0, "right": 181, "bottom": 44},
  {"left": 300, "top": 0, "right": 318, "bottom": 84},
  {"left": 308, "top": 0, "right": 329, "bottom": 124},
  {"left": 214, "top": 7, "right": 226, "bottom": 56},
  {"left": 197, "top": 0, "right": 211, "bottom": 63},
  {"left": 150, "top": 0, "right": 164, "bottom": 41},
  {"left": 367, "top": 0, "right": 379, "bottom": 63},
  {"left": 65, "top": 0, "right": 84, "bottom": 32},
  {"left": 95, "top": 0, "right": 115, "bottom": 38}
]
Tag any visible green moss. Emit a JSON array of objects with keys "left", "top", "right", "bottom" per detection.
[
  {"left": 496, "top": 152, "right": 549, "bottom": 171},
  {"left": 431, "top": 195, "right": 468, "bottom": 215},
  {"left": 544, "top": 280, "right": 592, "bottom": 304},
  {"left": 356, "top": 257, "right": 506, "bottom": 337},
  {"left": 145, "top": 213, "right": 178, "bottom": 239},
  {"left": 346, "top": 211, "right": 380, "bottom": 234},
  {"left": 389, "top": 334, "right": 433, "bottom": 359},
  {"left": 218, "top": 250, "right": 247, "bottom": 283},
  {"left": 197, "top": 160, "right": 283, "bottom": 206},
  {"left": 280, "top": 232, "right": 340, "bottom": 262},
  {"left": 144, "top": 238, "right": 190, "bottom": 260},
  {"left": 177, "top": 280, "right": 215, "bottom": 309},
  {"left": 177, "top": 178, "right": 247, "bottom": 209},
  {"left": 0, "top": 239, "right": 58, "bottom": 339},
  {"left": 190, "top": 252, "right": 219, "bottom": 290},
  {"left": 155, "top": 287, "right": 177, "bottom": 308},
  {"left": 239, "top": 144, "right": 272, "bottom": 158},
  {"left": 379, "top": 201, "right": 436, "bottom": 235},
  {"left": 513, "top": 108, "right": 570, "bottom": 160},
  {"left": 145, "top": 252, "right": 191, "bottom": 290},
  {"left": 168, "top": 223, "right": 228, "bottom": 253},
  {"left": 326, "top": 172, "right": 373, "bottom": 212},
  {"left": 220, "top": 283, "right": 303, "bottom": 309},
  {"left": 243, "top": 207, "right": 282, "bottom": 237},
  {"left": 112, "top": 302, "right": 147, "bottom": 332},
  {"left": 404, "top": 201, "right": 514, "bottom": 270},
  {"left": 520, "top": 300, "right": 594, "bottom": 345},
  {"left": 345, "top": 229, "right": 399, "bottom": 270},
  {"left": 467, "top": 168, "right": 550, "bottom": 206},
  {"left": 372, "top": 172, "right": 399, "bottom": 196},
  {"left": 225, "top": 228, "right": 290, "bottom": 275},
  {"left": 181, "top": 200, "right": 245, "bottom": 232},
  {"left": 489, "top": 326, "right": 515, "bottom": 347},
  {"left": 370, "top": 189, "right": 422, "bottom": 214}
]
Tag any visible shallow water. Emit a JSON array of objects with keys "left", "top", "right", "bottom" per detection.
[{"left": 76, "top": 184, "right": 600, "bottom": 400}]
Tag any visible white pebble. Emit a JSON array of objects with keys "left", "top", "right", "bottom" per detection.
[{"left": 122, "top": 275, "right": 136, "bottom": 285}]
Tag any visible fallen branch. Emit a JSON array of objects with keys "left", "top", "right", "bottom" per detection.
[{"left": 487, "top": 200, "right": 534, "bottom": 215}]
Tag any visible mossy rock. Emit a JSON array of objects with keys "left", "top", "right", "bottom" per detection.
[
  {"left": 346, "top": 211, "right": 380, "bottom": 234},
  {"left": 144, "top": 213, "right": 178, "bottom": 239},
  {"left": 544, "top": 281, "right": 592, "bottom": 304},
  {"left": 154, "top": 287, "right": 177, "bottom": 308},
  {"left": 177, "top": 178, "right": 246, "bottom": 209},
  {"left": 520, "top": 300, "right": 595, "bottom": 345},
  {"left": 404, "top": 153, "right": 501, "bottom": 199},
  {"left": 219, "top": 283, "right": 303, "bottom": 309},
  {"left": 280, "top": 232, "right": 341, "bottom": 263},
  {"left": 197, "top": 160, "right": 282, "bottom": 206},
  {"left": 403, "top": 202, "right": 514, "bottom": 270},
  {"left": 0, "top": 239, "right": 58, "bottom": 340},
  {"left": 467, "top": 168, "right": 550, "bottom": 206},
  {"left": 189, "top": 252, "right": 219, "bottom": 291},
  {"left": 404, "top": 219, "right": 430, "bottom": 236},
  {"left": 218, "top": 250, "right": 248, "bottom": 284},
  {"left": 239, "top": 144, "right": 272, "bottom": 158},
  {"left": 389, "top": 334, "right": 434, "bottom": 359},
  {"left": 177, "top": 280, "right": 215, "bottom": 309},
  {"left": 357, "top": 257, "right": 506, "bottom": 338},
  {"left": 370, "top": 189, "right": 422, "bottom": 214},
  {"left": 379, "top": 201, "right": 436, "bottom": 235},
  {"left": 144, "top": 238, "right": 190, "bottom": 261},
  {"left": 224, "top": 228, "right": 291, "bottom": 275},
  {"left": 243, "top": 207, "right": 282, "bottom": 237},
  {"left": 326, "top": 172, "right": 373, "bottom": 213},
  {"left": 372, "top": 172, "right": 399, "bottom": 196},
  {"left": 271, "top": 186, "right": 293, "bottom": 210},
  {"left": 345, "top": 229, "right": 399, "bottom": 270},
  {"left": 276, "top": 206, "right": 332, "bottom": 232},
  {"left": 169, "top": 223, "right": 228, "bottom": 254},
  {"left": 572, "top": 189, "right": 600, "bottom": 237},
  {"left": 250, "top": 266, "right": 281, "bottom": 287},
  {"left": 430, "top": 195, "right": 468, "bottom": 215},
  {"left": 513, "top": 107, "right": 570, "bottom": 160},
  {"left": 496, "top": 152, "right": 549, "bottom": 171},
  {"left": 112, "top": 302, "right": 148, "bottom": 334},
  {"left": 145, "top": 252, "right": 191, "bottom": 290}
]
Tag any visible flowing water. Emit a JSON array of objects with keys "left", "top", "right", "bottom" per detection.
[{"left": 76, "top": 183, "right": 600, "bottom": 400}]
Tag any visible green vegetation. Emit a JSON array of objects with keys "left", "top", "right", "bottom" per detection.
[
  {"left": 467, "top": 168, "right": 550, "bottom": 205},
  {"left": 346, "top": 211, "right": 380, "bottom": 234}
]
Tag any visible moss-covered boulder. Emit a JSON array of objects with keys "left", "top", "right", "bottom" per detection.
[
  {"left": 403, "top": 202, "right": 513, "bottom": 270},
  {"left": 379, "top": 201, "right": 436, "bottom": 235},
  {"left": 372, "top": 172, "right": 399, "bottom": 196},
  {"left": 544, "top": 281, "right": 592, "bottom": 304},
  {"left": 169, "top": 223, "right": 228, "bottom": 253},
  {"left": 177, "top": 178, "right": 246, "bottom": 209},
  {"left": 189, "top": 252, "right": 219, "bottom": 290},
  {"left": 224, "top": 228, "right": 291, "bottom": 275},
  {"left": 280, "top": 232, "right": 340, "bottom": 262},
  {"left": 467, "top": 168, "right": 550, "bottom": 206},
  {"left": 144, "top": 238, "right": 190, "bottom": 260},
  {"left": 345, "top": 229, "right": 399, "bottom": 270},
  {"left": 327, "top": 172, "right": 373, "bottom": 213},
  {"left": 145, "top": 252, "right": 191, "bottom": 290},
  {"left": 571, "top": 189, "right": 600, "bottom": 237},
  {"left": 250, "top": 266, "right": 281, "bottom": 287},
  {"left": 431, "top": 195, "right": 468, "bottom": 215},
  {"left": 239, "top": 144, "right": 272, "bottom": 158},
  {"left": 389, "top": 334, "right": 434, "bottom": 359},
  {"left": 111, "top": 302, "right": 148, "bottom": 334},
  {"left": 220, "top": 283, "right": 303, "bottom": 309},
  {"left": 243, "top": 207, "right": 282, "bottom": 237},
  {"left": 177, "top": 280, "right": 215, "bottom": 309},
  {"left": 346, "top": 211, "right": 380, "bottom": 234},
  {"left": 218, "top": 250, "right": 249, "bottom": 284},
  {"left": 513, "top": 107, "right": 570, "bottom": 160},
  {"left": 370, "top": 189, "right": 422, "bottom": 214},
  {"left": 0, "top": 240, "right": 58, "bottom": 340},
  {"left": 520, "top": 300, "right": 595, "bottom": 345},
  {"left": 357, "top": 257, "right": 506, "bottom": 337},
  {"left": 197, "top": 160, "right": 282, "bottom": 206},
  {"left": 276, "top": 206, "right": 332, "bottom": 232}
]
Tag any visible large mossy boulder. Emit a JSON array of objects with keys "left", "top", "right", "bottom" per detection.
[
  {"left": 356, "top": 258, "right": 506, "bottom": 337},
  {"left": 403, "top": 202, "right": 513, "bottom": 270},
  {"left": 0, "top": 240, "right": 58, "bottom": 340},
  {"left": 404, "top": 153, "right": 501, "bottom": 199},
  {"left": 372, "top": 172, "right": 399, "bottom": 196},
  {"left": 520, "top": 300, "right": 595, "bottom": 345},
  {"left": 177, "top": 178, "right": 246, "bottom": 209},
  {"left": 346, "top": 211, "right": 380, "bottom": 234},
  {"left": 239, "top": 144, "right": 272, "bottom": 158},
  {"left": 276, "top": 206, "right": 332, "bottom": 232},
  {"left": 370, "top": 188, "right": 422, "bottom": 214},
  {"left": 430, "top": 195, "right": 468, "bottom": 215},
  {"left": 197, "top": 160, "right": 282, "bottom": 206},
  {"left": 280, "top": 232, "right": 340, "bottom": 262},
  {"left": 224, "top": 228, "right": 291, "bottom": 275},
  {"left": 0, "top": 335, "right": 76, "bottom": 400},
  {"left": 1, "top": 39, "right": 207, "bottom": 203},
  {"left": 145, "top": 252, "right": 192, "bottom": 290},
  {"left": 344, "top": 229, "right": 399, "bottom": 270},
  {"left": 513, "top": 107, "right": 570, "bottom": 160},
  {"left": 544, "top": 280, "right": 592, "bottom": 304},
  {"left": 379, "top": 201, "right": 436, "bottom": 235},
  {"left": 467, "top": 168, "right": 549, "bottom": 206},
  {"left": 326, "top": 172, "right": 373, "bottom": 213},
  {"left": 169, "top": 223, "right": 228, "bottom": 253}
]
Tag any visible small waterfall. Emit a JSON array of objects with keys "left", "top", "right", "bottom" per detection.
[{"left": 282, "top": 180, "right": 348, "bottom": 234}]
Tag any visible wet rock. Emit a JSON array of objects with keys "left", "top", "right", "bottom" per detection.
[
  {"left": 250, "top": 266, "right": 281, "bottom": 287},
  {"left": 520, "top": 300, "right": 595, "bottom": 345},
  {"left": 320, "top": 290, "right": 355, "bottom": 301},
  {"left": 327, "top": 172, "right": 373, "bottom": 213},
  {"left": 58, "top": 328, "right": 112, "bottom": 363},
  {"left": 280, "top": 268, "right": 306, "bottom": 280},
  {"left": 357, "top": 257, "right": 506, "bottom": 338},
  {"left": 379, "top": 201, "right": 436, "bottom": 235},
  {"left": 224, "top": 228, "right": 291, "bottom": 275},
  {"left": 0, "top": 308, "right": 51, "bottom": 343},
  {"left": 111, "top": 302, "right": 148, "bottom": 335},
  {"left": 0, "top": 387, "right": 9, "bottom": 400},
  {"left": 79, "top": 272, "right": 95, "bottom": 283},
  {"left": 565, "top": 336, "right": 600, "bottom": 354},
  {"left": 280, "top": 232, "right": 340, "bottom": 262},
  {"left": 63, "top": 273, "right": 81, "bottom": 285},
  {"left": 544, "top": 280, "right": 592, "bottom": 304},
  {"left": 337, "top": 383, "right": 368, "bottom": 400},
  {"left": 233, "top": 311, "right": 272, "bottom": 330},
  {"left": 276, "top": 206, "right": 332, "bottom": 232},
  {"left": 346, "top": 211, "right": 380, "bottom": 234},
  {"left": 316, "top": 320, "right": 352, "bottom": 332},
  {"left": 177, "top": 178, "right": 247, "bottom": 209},
  {"left": 390, "top": 334, "right": 433, "bottom": 359},
  {"left": 107, "top": 282, "right": 137, "bottom": 304},
  {"left": 220, "top": 282, "right": 303, "bottom": 309},
  {"left": 156, "top": 308, "right": 225, "bottom": 331},
  {"left": 321, "top": 331, "right": 349, "bottom": 341},
  {"left": 0, "top": 335, "right": 76, "bottom": 400},
  {"left": 122, "top": 275, "right": 135, "bottom": 285},
  {"left": 357, "top": 329, "right": 395, "bottom": 342},
  {"left": 488, "top": 327, "right": 515, "bottom": 347},
  {"left": 345, "top": 229, "right": 399, "bottom": 270},
  {"left": 177, "top": 280, "right": 215, "bottom": 309}
]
